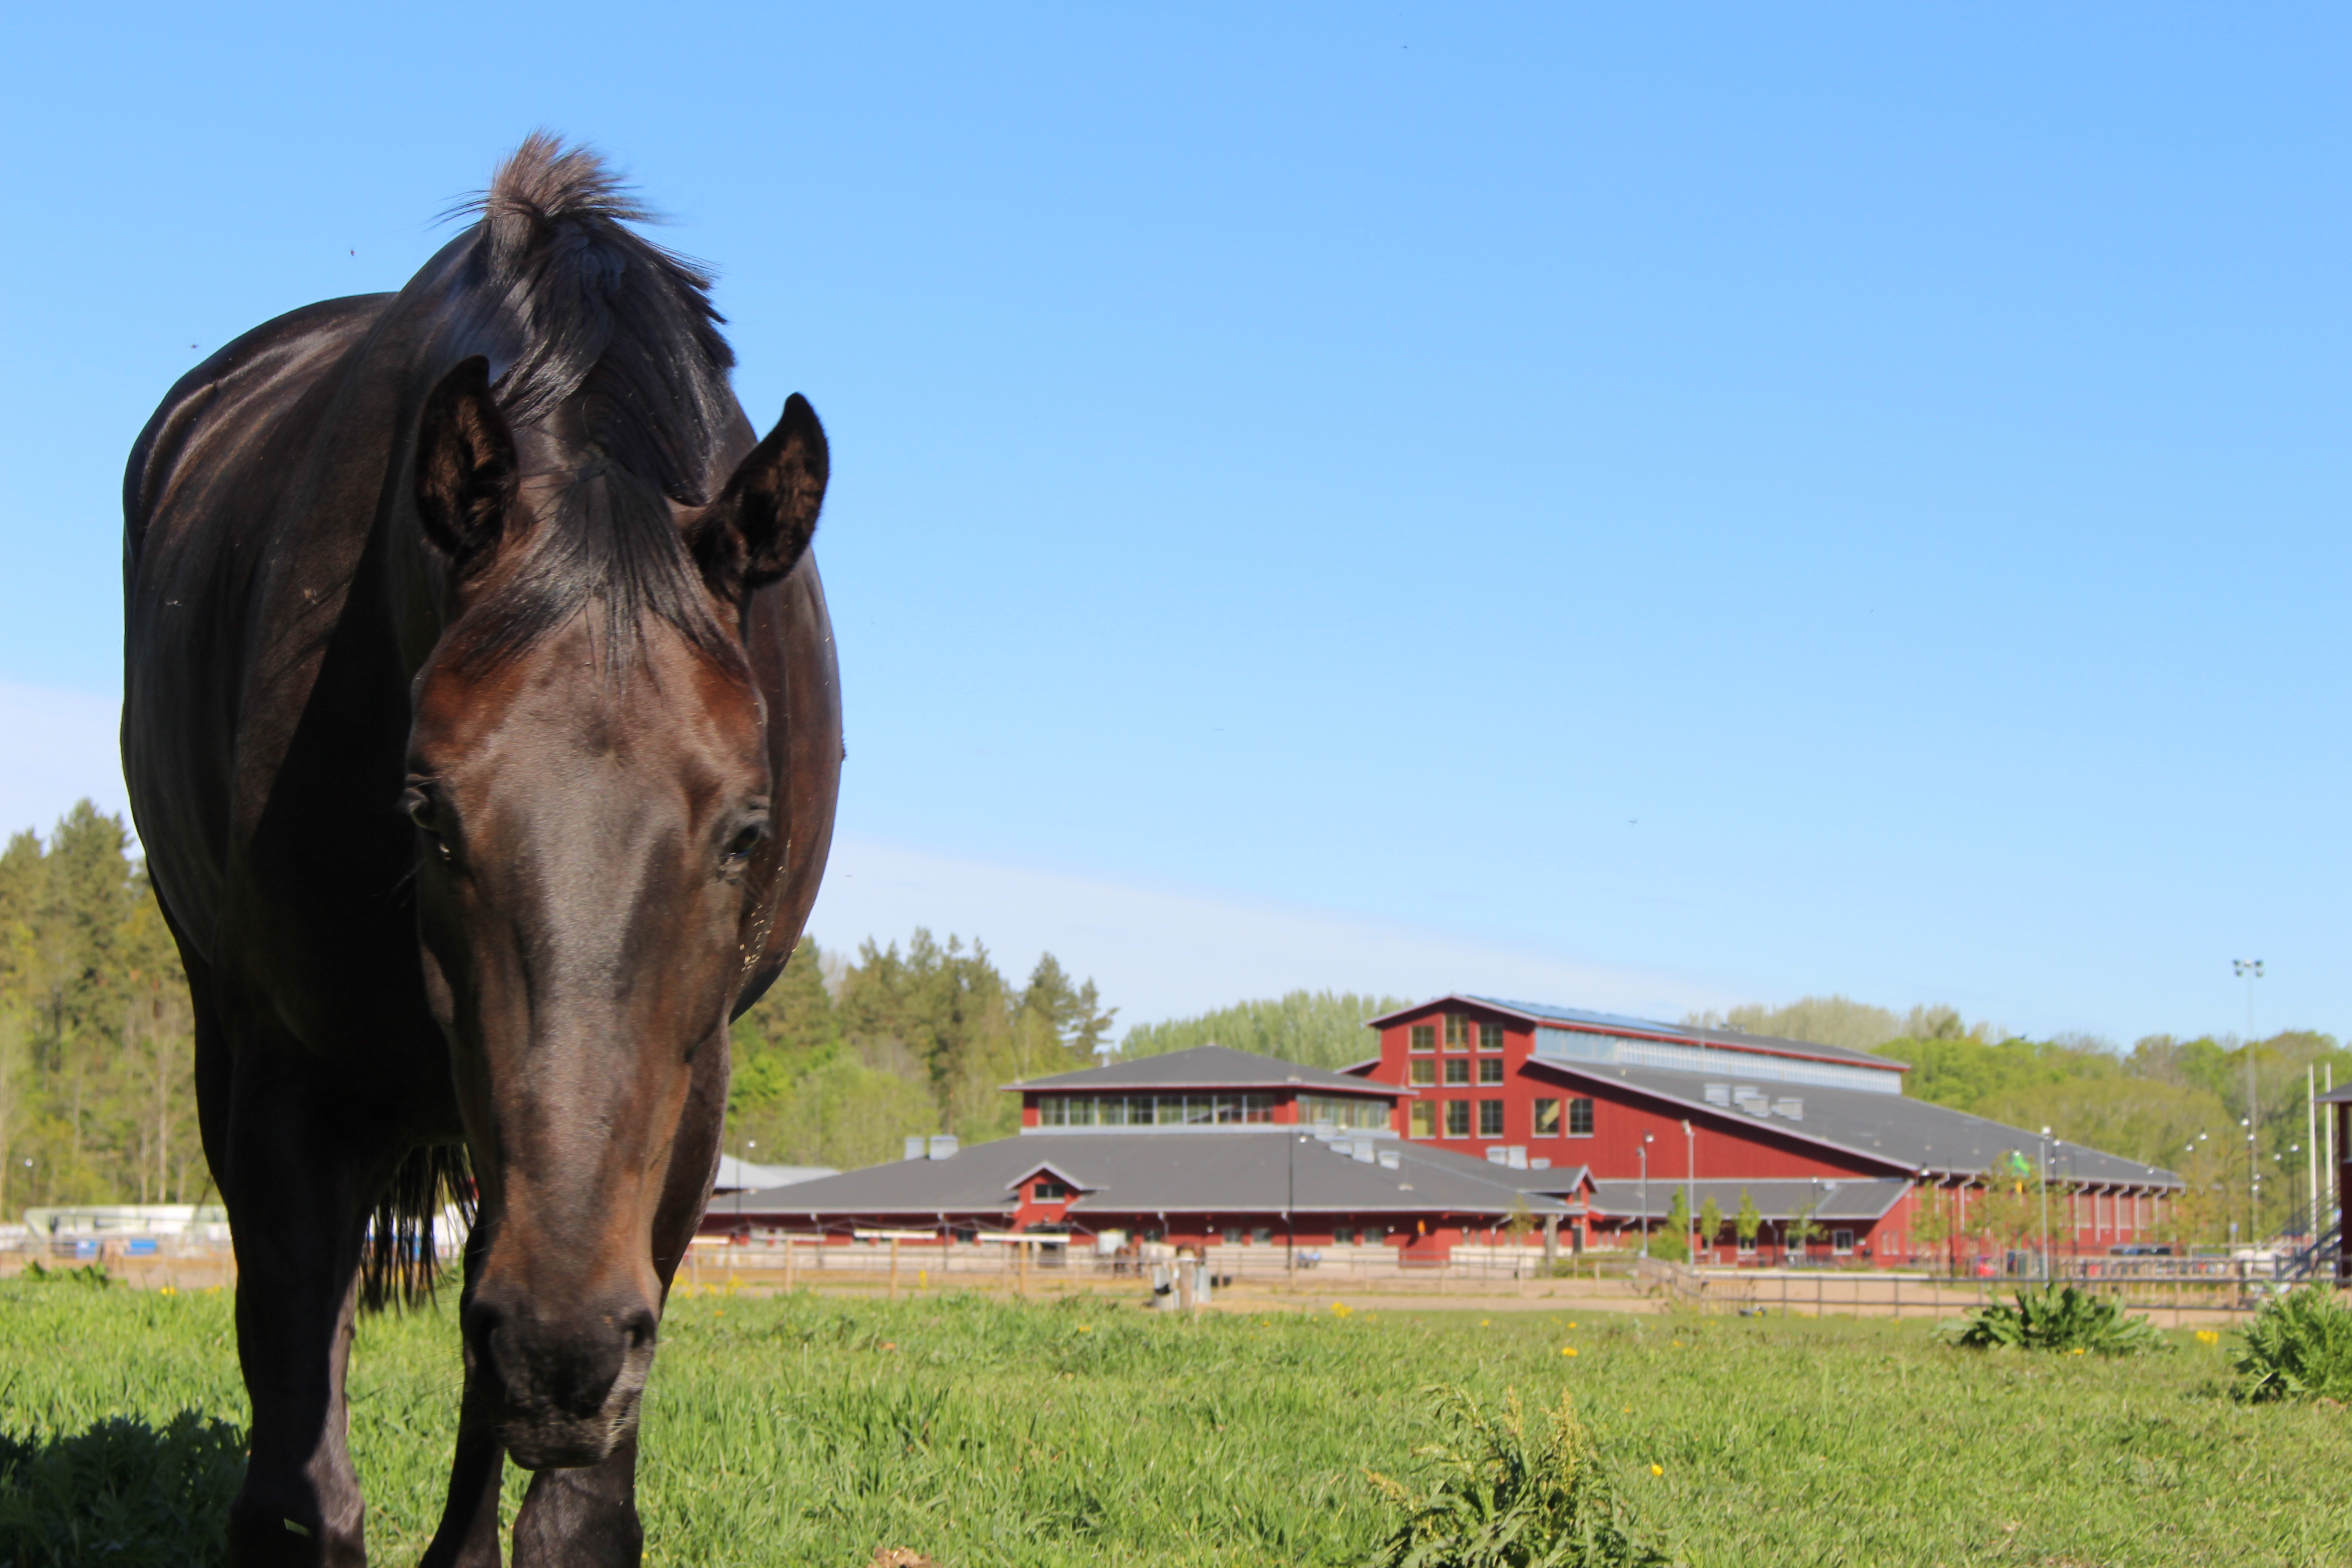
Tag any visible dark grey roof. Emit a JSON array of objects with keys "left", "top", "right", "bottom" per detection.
[
  {"left": 1524, "top": 1058, "right": 2181, "bottom": 1190},
  {"left": 717, "top": 1131, "right": 1572, "bottom": 1224},
  {"left": 1013, "top": 1044, "right": 1398, "bottom": 1096},
  {"left": 1588, "top": 1178, "right": 1908, "bottom": 1224},
  {"left": 1369, "top": 994, "right": 1902, "bottom": 1073}
]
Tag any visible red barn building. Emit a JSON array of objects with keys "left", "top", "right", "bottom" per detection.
[{"left": 1352, "top": 996, "right": 2183, "bottom": 1266}]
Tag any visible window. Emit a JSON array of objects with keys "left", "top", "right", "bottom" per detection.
[
  {"left": 1478, "top": 1058, "right": 1504, "bottom": 1085},
  {"left": 1445, "top": 1014, "right": 1469, "bottom": 1049},
  {"left": 1736, "top": 1235, "right": 1757, "bottom": 1256},
  {"left": 1478, "top": 1100, "right": 1504, "bottom": 1138},
  {"left": 1033, "top": 1178, "right": 1072, "bottom": 1201},
  {"left": 1298, "top": 1094, "right": 1390, "bottom": 1130},
  {"left": 1250, "top": 1225, "right": 1273, "bottom": 1245},
  {"left": 1480, "top": 1022, "right": 1505, "bottom": 1051},
  {"left": 1832, "top": 1229, "right": 1855, "bottom": 1255},
  {"left": 1220, "top": 1227, "right": 1241, "bottom": 1246},
  {"left": 1409, "top": 1059, "right": 1436, "bottom": 1087},
  {"left": 1567, "top": 1098, "right": 1595, "bottom": 1137},
  {"left": 1443, "top": 1058, "right": 1470, "bottom": 1086},
  {"left": 1533, "top": 1098, "right": 1562, "bottom": 1137},
  {"left": 1410, "top": 1024, "right": 1436, "bottom": 1052},
  {"left": 1409, "top": 1102, "right": 1437, "bottom": 1139},
  {"left": 1039, "top": 1096, "right": 1066, "bottom": 1126},
  {"left": 1444, "top": 1101, "right": 1471, "bottom": 1138}
]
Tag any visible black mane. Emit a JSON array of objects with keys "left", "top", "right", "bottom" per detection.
[
  {"left": 454, "top": 132, "right": 738, "bottom": 503},
  {"left": 441, "top": 134, "right": 749, "bottom": 680}
]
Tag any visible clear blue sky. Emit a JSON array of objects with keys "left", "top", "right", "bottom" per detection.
[{"left": 2, "top": 5, "right": 2343, "bottom": 1044}]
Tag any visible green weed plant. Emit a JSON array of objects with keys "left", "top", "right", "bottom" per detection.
[
  {"left": 1943, "top": 1282, "right": 2167, "bottom": 1356},
  {"left": 1367, "top": 1385, "right": 1670, "bottom": 1568},
  {"left": 2231, "top": 1284, "right": 2352, "bottom": 1403}
]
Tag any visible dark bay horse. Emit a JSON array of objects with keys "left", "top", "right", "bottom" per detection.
[{"left": 120, "top": 136, "right": 840, "bottom": 1566}]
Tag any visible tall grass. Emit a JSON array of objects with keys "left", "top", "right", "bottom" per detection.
[{"left": 3, "top": 1282, "right": 2350, "bottom": 1566}]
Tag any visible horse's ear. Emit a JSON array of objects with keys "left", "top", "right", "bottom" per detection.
[
  {"left": 689, "top": 394, "right": 827, "bottom": 602},
  {"left": 414, "top": 357, "right": 517, "bottom": 573}
]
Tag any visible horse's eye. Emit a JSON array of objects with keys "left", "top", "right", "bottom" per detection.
[
  {"left": 722, "top": 819, "right": 769, "bottom": 867},
  {"left": 403, "top": 782, "right": 453, "bottom": 863}
]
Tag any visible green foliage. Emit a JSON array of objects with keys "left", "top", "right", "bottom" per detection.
[
  {"left": 1646, "top": 1193, "right": 1689, "bottom": 1264},
  {"left": 1367, "top": 1386, "right": 1670, "bottom": 1568},
  {"left": 1119, "top": 990, "right": 1409, "bottom": 1072},
  {"left": 1695, "top": 1197, "right": 1722, "bottom": 1254},
  {"left": 1731, "top": 1190, "right": 1761, "bottom": 1246},
  {"left": 2231, "top": 1285, "right": 2352, "bottom": 1403},
  {"left": 0, "top": 1409, "right": 243, "bottom": 1568},
  {"left": 17, "top": 1261, "right": 111, "bottom": 1287},
  {"left": 1684, "top": 996, "right": 1998, "bottom": 1055},
  {"left": 1944, "top": 1283, "right": 2168, "bottom": 1356},
  {"left": 0, "top": 803, "right": 203, "bottom": 1214},
  {"left": 729, "top": 931, "right": 1114, "bottom": 1168}
]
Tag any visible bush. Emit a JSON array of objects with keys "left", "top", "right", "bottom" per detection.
[
  {"left": 1943, "top": 1283, "right": 2167, "bottom": 1356},
  {"left": 1367, "top": 1385, "right": 1672, "bottom": 1568},
  {"left": 0, "top": 1410, "right": 244, "bottom": 1567},
  {"left": 2232, "top": 1284, "right": 2352, "bottom": 1403}
]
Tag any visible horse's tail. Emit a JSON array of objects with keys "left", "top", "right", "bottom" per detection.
[{"left": 361, "top": 1142, "right": 475, "bottom": 1312}]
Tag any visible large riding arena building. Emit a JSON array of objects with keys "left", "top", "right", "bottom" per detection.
[{"left": 704, "top": 995, "right": 2184, "bottom": 1269}]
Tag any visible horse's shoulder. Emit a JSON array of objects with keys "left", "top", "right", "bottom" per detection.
[{"left": 123, "top": 294, "right": 395, "bottom": 559}]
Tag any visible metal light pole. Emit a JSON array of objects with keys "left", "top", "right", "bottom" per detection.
[
  {"left": 2038, "top": 1127, "right": 2052, "bottom": 1281},
  {"left": 2236, "top": 960, "right": 2263, "bottom": 1244},
  {"left": 1637, "top": 1132, "right": 1654, "bottom": 1259},
  {"left": 1682, "top": 1119, "right": 1697, "bottom": 1267}
]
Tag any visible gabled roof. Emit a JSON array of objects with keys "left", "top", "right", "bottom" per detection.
[
  {"left": 1009, "top": 1044, "right": 1400, "bottom": 1097},
  {"left": 1588, "top": 1177, "right": 1909, "bottom": 1224},
  {"left": 720, "top": 1131, "right": 1573, "bottom": 1222},
  {"left": 1365, "top": 994, "right": 1906, "bottom": 1075},
  {"left": 1525, "top": 1057, "right": 2181, "bottom": 1190}
]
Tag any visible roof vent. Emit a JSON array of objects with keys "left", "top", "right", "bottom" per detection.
[
  {"left": 1485, "top": 1147, "right": 1510, "bottom": 1165},
  {"left": 1505, "top": 1146, "right": 1529, "bottom": 1170},
  {"left": 1703, "top": 1083, "right": 1731, "bottom": 1107},
  {"left": 927, "top": 1135, "right": 960, "bottom": 1160},
  {"left": 904, "top": 1135, "right": 926, "bottom": 1161},
  {"left": 1377, "top": 1149, "right": 1402, "bottom": 1170},
  {"left": 1771, "top": 1098, "right": 1803, "bottom": 1122},
  {"left": 1350, "top": 1139, "right": 1376, "bottom": 1163},
  {"left": 1529, "top": 1156, "right": 1552, "bottom": 1170}
]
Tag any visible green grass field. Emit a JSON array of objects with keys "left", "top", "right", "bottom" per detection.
[{"left": 3, "top": 1278, "right": 2348, "bottom": 1567}]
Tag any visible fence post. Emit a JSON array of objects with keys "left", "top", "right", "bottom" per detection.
[{"left": 888, "top": 1238, "right": 900, "bottom": 1301}]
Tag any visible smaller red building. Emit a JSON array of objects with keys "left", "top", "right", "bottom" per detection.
[{"left": 706, "top": 1045, "right": 1586, "bottom": 1262}]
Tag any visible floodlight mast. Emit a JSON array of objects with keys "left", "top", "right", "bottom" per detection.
[
  {"left": 1637, "top": 1132, "right": 1655, "bottom": 1259},
  {"left": 2234, "top": 960, "right": 2264, "bottom": 1246}
]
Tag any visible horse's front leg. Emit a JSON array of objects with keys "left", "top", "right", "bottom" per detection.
[
  {"left": 509, "top": 1047, "right": 726, "bottom": 1568},
  {"left": 422, "top": 1216, "right": 507, "bottom": 1568},
  {"left": 219, "top": 1049, "right": 378, "bottom": 1568}
]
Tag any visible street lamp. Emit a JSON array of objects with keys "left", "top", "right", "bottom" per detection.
[
  {"left": 2038, "top": 1127, "right": 2052, "bottom": 1281},
  {"left": 1682, "top": 1119, "right": 1697, "bottom": 1268},
  {"left": 1637, "top": 1132, "right": 1655, "bottom": 1259}
]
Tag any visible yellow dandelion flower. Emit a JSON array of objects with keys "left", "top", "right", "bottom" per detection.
[
  {"left": 1562, "top": 1346, "right": 1578, "bottom": 1357},
  {"left": 1650, "top": 1464, "right": 1663, "bottom": 1476},
  {"left": 1078, "top": 1324, "right": 1092, "bottom": 1333},
  {"left": 1332, "top": 1302, "right": 1353, "bottom": 1318}
]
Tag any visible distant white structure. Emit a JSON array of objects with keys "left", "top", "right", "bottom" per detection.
[
  {"left": 21, "top": 1204, "right": 230, "bottom": 1241},
  {"left": 713, "top": 1156, "right": 835, "bottom": 1194}
]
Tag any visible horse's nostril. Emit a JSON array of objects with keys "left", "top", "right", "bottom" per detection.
[{"left": 622, "top": 1308, "right": 657, "bottom": 1352}]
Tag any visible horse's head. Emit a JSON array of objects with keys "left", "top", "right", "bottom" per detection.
[{"left": 403, "top": 357, "right": 825, "bottom": 1468}]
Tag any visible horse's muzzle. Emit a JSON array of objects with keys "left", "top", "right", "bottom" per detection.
[{"left": 466, "top": 1291, "right": 659, "bottom": 1469}]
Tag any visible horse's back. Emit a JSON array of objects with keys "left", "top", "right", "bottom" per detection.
[{"left": 122, "top": 294, "right": 392, "bottom": 963}]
